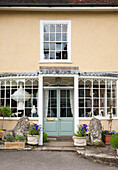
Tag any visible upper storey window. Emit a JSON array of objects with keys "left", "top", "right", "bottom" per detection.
[{"left": 40, "top": 20, "right": 71, "bottom": 63}]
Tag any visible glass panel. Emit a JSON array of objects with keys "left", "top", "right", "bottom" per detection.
[
  {"left": 93, "top": 80, "right": 98, "bottom": 88},
  {"left": 100, "top": 89, "right": 105, "bottom": 98},
  {"left": 107, "top": 89, "right": 111, "bottom": 98},
  {"left": 50, "top": 43, "right": 55, "bottom": 50},
  {"left": 94, "top": 99, "right": 99, "bottom": 107},
  {"left": 79, "top": 108, "right": 84, "bottom": 117},
  {"left": 44, "top": 43, "right": 49, "bottom": 50},
  {"left": 79, "top": 99, "right": 84, "bottom": 107},
  {"left": 62, "top": 51, "right": 67, "bottom": 59},
  {"left": 85, "top": 99, "right": 92, "bottom": 107},
  {"left": 56, "top": 24, "right": 61, "bottom": 32},
  {"left": 56, "top": 51, "right": 61, "bottom": 59},
  {"left": 85, "top": 108, "right": 92, "bottom": 117},
  {"left": 56, "top": 33, "right": 61, "bottom": 41},
  {"left": 50, "top": 33, "right": 55, "bottom": 41},
  {"left": 62, "top": 43, "right": 67, "bottom": 50},
  {"left": 51, "top": 99, "right": 57, "bottom": 107},
  {"left": 93, "top": 108, "right": 99, "bottom": 116},
  {"left": 44, "top": 24, "right": 49, "bottom": 32},
  {"left": 100, "top": 80, "right": 105, "bottom": 88},
  {"left": 85, "top": 81, "right": 91, "bottom": 88},
  {"left": 67, "top": 108, "right": 72, "bottom": 117},
  {"left": 50, "top": 51, "right": 55, "bottom": 59},
  {"left": 50, "top": 24, "right": 55, "bottom": 32},
  {"left": 62, "top": 24, "right": 67, "bottom": 32},
  {"left": 107, "top": 80, "right": 111, "bottom": 88},
  {"left": 25, "top": 80, "right": 32, "bottom": 88},
  {"left": 50, "top": 108, "right": 57, "bottom": 117},
  {"left": 61, "top": 90, "right": 66, "bottom": 98},
  {"left": 44, "top": 51, "right": 49, "bottom": 59},
  {"left": 85, "top": 89, "right": 90, "bottom": 97},
  {"left": 44, "top": 33, "right": 49, "bottom": 41},
  {"left": 62, "top": 33, "right": 67, "bottom": 41},
  {"left": 56, "top": 43, "right": 61, "bottom": 50},
  {"left": 100, "top": 108, "right": 105, "bottom": 117},
  {"left": 79, "top": 89, "right": 84, "bottom": 97},
  {"left": 100, "top": 99, "right": 105, "bottom": 107},
  {"left": 79, "top": 80, "right": 84, "bottom": 88},
  {"left": 6, "top": 90, "right": 10, "bottom": 98},
  {"left": 60, "top": 108, "right": 66, "bottom": 117},
  {"left": 60, "top": 98, "right": 66, "bottom": 107},
  {"left": 93, "top": 89, "right": 99, "bottom": 97}
]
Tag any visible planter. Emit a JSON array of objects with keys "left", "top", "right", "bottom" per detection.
[
  {"left": 27, "top": 135, "right": 40, "bottom": 145},
  {"left": 0, "top": 130, "right": 5, "bottom": 138},
  {"left": 103, "top": 134, "right": 112, "bottom": 145},
  {"left": 73, "top": 136, "right": 87, "bottom": 146},
  {"left": 5, "top": 142, "right": 25, "bottom": 149},
  {"left": 94, "top": 145, "right": 97, "bottom": 148}
]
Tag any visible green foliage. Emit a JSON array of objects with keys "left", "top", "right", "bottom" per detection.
[
  {"left": 73, "top": 124, "right": 88, "bottom": 137},
  {"left": 6, "top": 136, "right": 14, "bottom": 142},
  {"left": 93, "top": 160, "right": 97, "bottom": 163},
  {"left": 15, "top": 135, "right": 26, "bottom": 141},
  {"left": 1, "top": 106, "right": 12, "bottom": 117},
  {"left": 26, "top": 123, "right": 41, "bottom": 136},
  {"left": 110, "top": 133, "right": 118, "bottom": 149},
  {"left": 43, "top": 132, "right": 50, "bottom": 143}
]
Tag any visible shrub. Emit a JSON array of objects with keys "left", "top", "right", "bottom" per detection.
[
  {"left": 43, "top": 132, "right": 49, "bottom": 143},
  {"left": 6, "top": 136, "right": 14, "bottom": 142},
  {"left": 110, "top": 133, "right": 118, "bottom": 149},
  {"left": 15, "top": 135, "right": 26, "bottom": 141}
]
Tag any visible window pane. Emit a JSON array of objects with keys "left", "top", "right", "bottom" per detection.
[
  {"left": 85, "top": 108, "right": 92, "bottom": 117},
  {"left": 50, "top": 33, "right": 55, "bottom": 41},
  {"left": 62, "top": 43, "right": 67, "bottom": 50},
  {"left": 44, "top": 43, "right": 49, "bottom": 50},
  {"left": 60, "top": 108, "right": 66, "bottom": 117},
  {"left": 44, "top": 24, "right": 49, "bottom": 32},
  {"left": 56, "top": 51, "right": 61, "bottom": 59},
  {"left": 62, "top": 33, "right": 67, "bottom": 41},
  {"left": 44, "top": 51, "right": 49, "bottom": 59},
  {"left": 67, "top": 108, "right": 72, "bottom": 117},
  {"left": 93, "top": 108, "right": 99, "bottom": 116},
  {"left": 56, "top": 33, "right": 61, "bottom": 41},
  {"left": 79, "top": 89, "right": 84, "bottom": 97},
  {"left": 62, "top": 24, "right": 67, "bottom": 32},
  {"left": 56, "top": 43, "right": 61, "bottom": 50},
  {"left": 79, "top": 108, "right": 84, "bottom": 117},
  {"left": 79, "top": 99, "right": 84, "bottom": 107},
  {"left": 50, "top": 43, "right": 55, "bottom": 50},
  {"left": 44, "top": 33, "right": 49, "bottom": 41},
  {"left": 62, "top": 51, "right": 67, "bottom": 59},
  {"left": 56, "top": 24, "right": 61, "bottom": 32},
  {"left": 50, "top": 24, "right": 55, "bottom": 32},
  {"left": 100, "top": 89, "right": 105, "bottom": 98},
  {"left": 50, "top": 51, "right": 55, "bottom": 59}
]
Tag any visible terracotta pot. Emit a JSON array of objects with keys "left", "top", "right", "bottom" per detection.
[
  {"left": 27, "top": 135, "right": 40, "bottom": 145},
  {"left": 103, "top": 134, "right": 112, "bottom": 145},
  {"left": 73, "top": 136, "right": 87, "bottom": 146}
]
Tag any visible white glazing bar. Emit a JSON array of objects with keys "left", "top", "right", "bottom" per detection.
[
  {"left": 84, "top": 80, "right": 85, "bottom": 117},
  {"left": 78, "top": 80, "right": 79, "bottom": 118},
  {"left": 74, "top": 75, "right": 79, "bottom": 133},
  {"left": 31, "top": 80, "right": 33, "bottom": 117},
  {"left": 38, "top": 75, "right": 43, "bottom": 145},
  {"left": 91, "top": 80, "right": 93, "bottom": 117},
  {"left": 99, "top": 80, "right": 100, "bottom": 116},
  {"left": 10, "top": 80, "right": 12, "bottom": 108},
  {"left": 105, "top": 80, "right": 107, "bottom": 117},
  {"left": 24, "top": 81, "right": 25, "bottom": 116},
  {"left": 116, "top": 80, "right": 118, "bottom": 117},
  {"left": 4, "top": 80, "right": 6, "bottom": 106},
  {"left": 17, "top": 80, "right": 18, "bottom": 117}
]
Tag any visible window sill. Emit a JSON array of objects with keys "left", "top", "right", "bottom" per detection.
[
  {"left": 39, "top": 60, "right": 72, "bottom": 64},
  {"left": 79, "top": 117, "right": 118, "bottom": 120}
]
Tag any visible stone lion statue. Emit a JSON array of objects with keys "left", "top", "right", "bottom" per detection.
[{"left": 89, "top": 117, "right": 102, "bottom": 144}]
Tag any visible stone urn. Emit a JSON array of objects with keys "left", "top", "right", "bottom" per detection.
[
  {"left": 27, "top": 135, "right": 40, "bottom": 145},
  {"left": 73, "top": 136, "right": 87, "bottom": 146}
]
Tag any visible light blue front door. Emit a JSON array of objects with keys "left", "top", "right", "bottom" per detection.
[{"left": 44, "top": 89, "right": 74, "bottom": 136}]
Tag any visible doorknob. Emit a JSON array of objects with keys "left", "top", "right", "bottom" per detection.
[{"left": 59, "top": 118, "right": 61, "bottom": 120}]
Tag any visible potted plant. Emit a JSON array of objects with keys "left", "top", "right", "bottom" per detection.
[
  {"left": 110, "top": 133, "right": 118, "bottom": 155},
  {"left": 5, "top": 135, "right": 26, "bottom": 149},
  {"left": 0, "top": 106, "right": 12, "bottom": 139},
  {"left": 26, "top": 123, "right": 41, "bottom": 145},
  {"left": 93, "top": 139, "right": 100, "bottom": 148},
  {"left": 102, "top": 130, "right": 117, "bottom": 145},
  {"left": 73, "top": 124, "right": 88, "bottom": 146}
]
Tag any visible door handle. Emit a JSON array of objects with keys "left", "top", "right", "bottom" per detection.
[{"left": 59, "top": 118, "right": 61, "bottom": 120}]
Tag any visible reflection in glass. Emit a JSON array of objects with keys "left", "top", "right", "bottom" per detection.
[
  {"left": 62, "top": 24, "right": 67, "bottom": 32},
  {"left": 44, "top": 33, "right": 49, "bottom": 41},
  {"left": 44, "top": 51, "right": 49, "bottom": 59},
  {"left": 56, "top": 24, "right": 61, "bottom": 32},
  {"left": 50, "top": 43, "right": 55, "bottom": 50},
  {"left": 56, "top": 33, "right": 61, "bottom": 41},
  {"left": 62, "top": 33, "right": 67, "bottom": 41},
  {"left": 44, "top": 43, "right": 49, "bottom": 50},
  {"left": 62, "top": 51, "right": 67, "bottom": 59},
  {"left": 44, "top": 24, "right": 49, "bottom": 32},
  {"left": 50, "top": 24, "right": 55, "bottom": 32},
  {"left": 50, "top": 51, "right": 55, "bottom": 59},
  {"left": 56, "top": 51, "right": 61, "bottom": 59},
  {"left": 50, "top": 33, "right": 55, "bottom": 41},
  {"left": 62, "top": 43, "right": 67, "bottom": 50}
]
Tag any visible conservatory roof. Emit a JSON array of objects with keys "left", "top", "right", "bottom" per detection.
[
  {"left": 0, "top": 0, "right": 118, "bottom": 7},
  {"left": 0, "top": 71, "right": 118, "bottom": 78}
]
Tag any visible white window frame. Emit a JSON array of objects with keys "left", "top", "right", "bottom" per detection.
[{"left": 40, "top": 20, "right": 71, "bottom": 63}]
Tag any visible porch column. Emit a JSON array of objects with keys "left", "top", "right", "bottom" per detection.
[
  {"left": 38, "top": 75, "right": 43, "bottom": 145},
  {"left": 74, "top": 75, "right": 79, "bottom": 133}
]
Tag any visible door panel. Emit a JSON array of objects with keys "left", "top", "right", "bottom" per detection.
[{"left": 44, "top": 89, "right": 74, "bottom": 136}]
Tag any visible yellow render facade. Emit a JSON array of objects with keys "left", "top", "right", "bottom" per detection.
[{"left": 0, "top": 11, "right": 118, "bottom": 73}]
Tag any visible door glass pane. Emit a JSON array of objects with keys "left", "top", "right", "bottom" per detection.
[
  {"left": 60, "top": 90, "right": 73, "bottom": 117},
  {"left": 44, "top": 90, "right": 57, "bottom": 118}
]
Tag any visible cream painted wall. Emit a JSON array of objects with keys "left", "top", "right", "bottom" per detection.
[
  {"left": 0, "top": 120, "right": 38, "bottom": 131},
  {"left": 0, "top": 11, "right": 118, "bottom": 72},
  {"left": 79, "top": 120, "right": 118, "bottom": 132}
]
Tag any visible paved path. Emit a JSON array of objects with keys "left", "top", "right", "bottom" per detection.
[{"left": 0, "top": 150, "right": 117, "bottom": 170}]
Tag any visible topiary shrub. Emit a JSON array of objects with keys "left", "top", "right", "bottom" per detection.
[
  {"left": 110, "top": 133, "right": 118, "bottom": 149},
  {"left": 43, "top": 132, "right": 49, "bottom": 143},
  {"left": 1, "top": 106, "right": 12, "bottom": 130}
]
